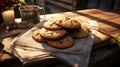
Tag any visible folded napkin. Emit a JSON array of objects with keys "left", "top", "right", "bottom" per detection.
[{"left": 12, "top": 18, "right": 95, "bottom": 67}]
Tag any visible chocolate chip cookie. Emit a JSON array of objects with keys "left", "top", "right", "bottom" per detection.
[
  {"left": 55, "top": 17, "right": 81, "bottom": 29},
  {"left": 43, "top": 20, "right": 62, "bottom": 30},
  {"left": 68, "top": 27, "right": 89, "bottom": 39},
  {"left": 46, "top": 35, "right": 74, "bottom": 49},
  {"left": 40, "top": 28, "right": 67, "bottom": 39},
  {"left": 32, "top": 29, "right": 45, "bottom": 42}
]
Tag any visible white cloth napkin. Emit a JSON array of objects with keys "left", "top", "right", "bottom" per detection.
[{"left": 12, "top": 18, "right": 95, "bottom": 67}]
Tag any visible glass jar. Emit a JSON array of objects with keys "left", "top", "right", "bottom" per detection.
[{"left": 19, "top": 5, "right": 45, "bottom": 23}]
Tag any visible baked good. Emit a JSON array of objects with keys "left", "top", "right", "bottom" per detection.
[
  {"left": 43, "top": 20, "right": 62, "bottom": 30},
  {"left": 40, "top": 28, "right": 67, "bottom": 39},
  {"left": 32, "top": 17, "right": 90, "bottom": 49},
  {"left": 68, "top": 27, "right": 89, "bottom": 39},
  {"left": 46, "top": 35, "right": 74, "bottom": 49},
  {"left": 55, "top": 17, "right": 81, "bottom": 29},
  {"left": 32, "top": 29, "right": 45, "bottom": 42}
]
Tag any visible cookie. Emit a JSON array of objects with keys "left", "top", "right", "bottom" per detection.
[
  {"left": 46, "top": 35, "right": 74, "bottom": 49},
  {"left": 43, "top": 20, "right": 62, "bottom": 30},
  {"left": 40, "top": 28, "right": 67, "bottom": 39},
  {"left": 55, "top": 17, "right": 81, "bottom": 29},
  {"left": 32, "top": 29, "right": 45, "bottom": 42},
  {"left": 68, "top": 27, "right": 89, "bottom": 39}
]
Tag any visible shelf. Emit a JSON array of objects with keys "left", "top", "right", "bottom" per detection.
[
  {"left": 45, "top": 0, "right": 75, "bottom": 10},
  {"left": 58, "top": 0, "right": 73, "bottom": 4},
  {"left": 46, "top": 3, "right": 70, "bottom": 13}
]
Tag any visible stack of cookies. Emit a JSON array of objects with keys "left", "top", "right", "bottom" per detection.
[{"left": 32, "top": 17, "right": 89, "bottom": 49}]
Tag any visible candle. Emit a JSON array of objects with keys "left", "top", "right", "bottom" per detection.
[{"left": 2, "top": 10, "right": 15, "bottom": 23}]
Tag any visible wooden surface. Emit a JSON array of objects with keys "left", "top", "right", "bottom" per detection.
[{"left": 46, "top": 9, "right": 120, "bottom": 34}]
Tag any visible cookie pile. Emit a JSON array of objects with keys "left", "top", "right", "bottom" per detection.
[{"left": 32, "top": 17, "right": 89, "bottom": 49}]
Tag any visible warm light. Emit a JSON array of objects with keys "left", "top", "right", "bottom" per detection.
[
  {"left": 2, "top": 10, "right": 15, "bottom": 23},
  {"left": 19, "top": 0, "right": 25, "bottom": 2},
  {"left": 15, "top": 18, "right": 22, "bottom": 23}
]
